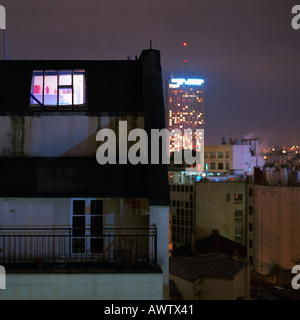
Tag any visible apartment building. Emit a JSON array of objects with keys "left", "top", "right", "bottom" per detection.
[{"left": 0, "top": 49, "right": 170, "bottom": 300}]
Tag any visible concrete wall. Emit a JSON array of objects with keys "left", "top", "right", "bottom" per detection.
[
  {"left": 0, "top": 273, "right": 163, "bottom": 300},
  {"left": 169, "top": 274, "right": 195, "bottom": 300},
  {"left": 0, "top": 198, "right": 149, "bottom": 228},
  {"left": 200, "top": 277, "right": 233, "bottom": 300},
  {"left": 254, "top": 185, "right": 300, "bottom": 274},
  {"left": 150, "top": 206, "right": 170, "bottom": 299},
  {"left": 195, "top": 181, "right": 247, "bottom": 245},
  {"left": 233, "top": 266, "right": 250, "bottom": 300},
  {"left": 170, "top": 268, "right": 249, "bottom": 300},
  {"left": 0, "top": 115, "right": 144, "bottom": 157},
  {"left": 232, "top": 145, "right": 265, "bottom": 174}
]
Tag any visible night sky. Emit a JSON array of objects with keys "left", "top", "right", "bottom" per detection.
[{"left": 1, "top": 0, "right": 299, "bottom": 146}]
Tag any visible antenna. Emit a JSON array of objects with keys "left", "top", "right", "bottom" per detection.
[
  {"left": 183, "top": 42, "right": 187, "bottom": 77},
  {"left": 150, "top": 40, "right": 152, "bottom": 50}
]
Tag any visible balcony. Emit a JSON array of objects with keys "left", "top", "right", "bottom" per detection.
[{"left": 0, "top": 227, "right": 158, "bottom": 272}]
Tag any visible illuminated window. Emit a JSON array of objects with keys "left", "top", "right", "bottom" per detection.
[
  {"left": 234, "top": 193, "right": 243, "bottom": 203},
  {"left": 30, "top": 69, "right": 86, "bottom": 109}
]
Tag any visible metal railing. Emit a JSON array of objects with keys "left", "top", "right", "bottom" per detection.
[{"left": 0, "top": 227, "right": 157, "bottom": 270}]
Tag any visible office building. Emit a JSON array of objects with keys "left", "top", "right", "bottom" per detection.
[{"left": 167, "top": 77, "right": 204, "bottom": 152}]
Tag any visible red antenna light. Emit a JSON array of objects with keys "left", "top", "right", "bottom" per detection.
[{"left": 183, "top": 42, "right": 187, "bottom": 47}]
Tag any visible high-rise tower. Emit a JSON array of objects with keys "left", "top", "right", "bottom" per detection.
[{"left": 168, "top": 77, "right": 205, "bottom": 152}]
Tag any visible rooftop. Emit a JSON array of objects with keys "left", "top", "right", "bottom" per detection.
[{"left": 169, "top": 253, "right": 248, "bottom": 282}]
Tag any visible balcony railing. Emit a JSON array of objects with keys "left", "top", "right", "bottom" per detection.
[{"left": 0, "top": 227, "right": 157, "bottom": 271}]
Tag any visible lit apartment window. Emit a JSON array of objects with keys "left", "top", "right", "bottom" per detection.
[
  {"left": 234, "top": 193, "right": 243, "bottom": 203},
  {"left": 30, "top": 70, "right": 86, "bottom": 109},
  {"left": 218, "top": 151, "right": 224, "bottom": 158}
]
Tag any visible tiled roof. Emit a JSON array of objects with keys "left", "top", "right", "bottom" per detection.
[{"left": 170, "top": 254, "right": 248, "bottom": 282}]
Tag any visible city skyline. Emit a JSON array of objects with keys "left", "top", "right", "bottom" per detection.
[{"left": 0, "top": 0, "right": 299, "bottom": 146}]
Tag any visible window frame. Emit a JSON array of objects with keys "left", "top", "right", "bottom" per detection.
[
  {"left": 70, "top": 198, "right": 104, "bottom": 255},
  {"left": 29, "top": 69, "right": 87, "bottom": 111}
]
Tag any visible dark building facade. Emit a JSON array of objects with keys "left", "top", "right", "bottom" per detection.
[{"left": 0, "top": 49, "right": 170, "bottom": 299}]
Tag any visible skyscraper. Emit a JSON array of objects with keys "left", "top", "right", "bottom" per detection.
[{"left": 168, "top": 77, "right": 205, "bottom": 153}]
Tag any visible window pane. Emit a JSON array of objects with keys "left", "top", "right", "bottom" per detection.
[
  {"left": 91, "top": 200, "right": 103, "bottom": 215},
  {"left": 73, "top": 200, "right": 85, "bottom": 215},
  {"left": 73, "top": 216, "right": 85, "bottom": 237},
  {"left": 59, "top": 70, "right": 72, "bottom": 86},
  {"left": 90, "top": 238, "right": 103, "bottom": 253},
  {"left": 59, "top": 87, "right": 72, "bottom": 105},
  {"left": 31, "top": 71, "right": 43, "bottom": 105},
  {"left": 73, "top": 70, "right": 85, "bottom": 105},
  {"left": 44, "top": 70, "right": 57, "bottom": 105},
  {"left": 91, "top": 216, "right": 103, "bottom": 236},
  {"left": 72, "top": 238, "right": 85, "bottom": 253}
]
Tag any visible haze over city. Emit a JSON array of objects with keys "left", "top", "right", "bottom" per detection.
[{"left": 0, "top": 0, "right": 299, "bottom": 146}]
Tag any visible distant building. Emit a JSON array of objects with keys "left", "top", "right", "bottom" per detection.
[
  {"left": 247, "top": 167, "right": 300, "bottom": 275},
  {"left": 169, "top": 171, "right": 248, "bottom": 249},
  {"left": 194, "top": 178, "right": 247, "bottom": 246},
  {"left": 169, "top": 183, "right": 195, "bottom": 249},
  {"left": 204, "top": 138, "right": 265, "bottom": 174},
  {"left": 167, "top": 77, "right": 204, "bottom": 152},
  {"left": 169, "top": 254, "right": 250, "bottom": 300}
]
